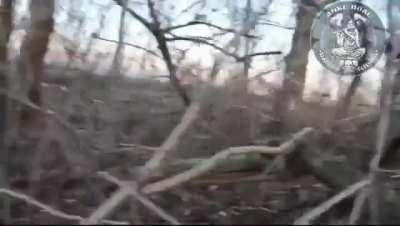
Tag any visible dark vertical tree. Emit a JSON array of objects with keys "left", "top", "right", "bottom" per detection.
[
  {"left": 114, "top": 0, "right": 191, "bottom": 106},
  {"left": 367, "top": 1, "right": 400, "bottom": 224},
  {"left": 20, "top": 0, "right": 54, "bottom": 107},
  {"left": 387, "top": 0, "right": 400, "bottom": 100},
  {"left": 275, "top": 0, "right": 335, "bottom": 123},
  {"left": 111, "top": 0, "right": 126, "bottom": 75},
  {"left": 284, "top": 0, "right": 318, "bottom": 95},
  {"left": 0, "top": 0, "right": 13, "bottom": 223},
  {"left": 112, "top": 0, "right": 280, "bottom": 107}
]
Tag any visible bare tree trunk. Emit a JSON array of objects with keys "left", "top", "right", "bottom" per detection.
[
  {"left": 0, "top": 0, "right": 13, "bottom": 223},
  {"left": 284, "top": 0, "right": 317, "bottom": 94},
  {"left": 368, "top": 0, "right": 400, "bottom": 224},
  {"left": 21, "top": 0, "right": 54, "bottom": 107},
  {"left": 242, "top": 0, "right": 252, "bottom": 80},
  {"left": 157, "top": 35, "right": 191, "bottom": 105},
  {"left": 368, "top": 55, "right": 396, "bottom": 226},
  {"left": 234, "top": 0, "right": 268, "bottom": 93},
  {"left": 82, "top": 3, "right": 111, "bottom": 66},
  {"left": 147, "top": 0, "right": 190, "bottom": 106},
  {"left": 274, "top": 0, "right": 318, "bottom": 123},
  {"left": 111, "top": 0, "right": 126, "bottom": 76},
  {"left": 274, "top": 0, "right": 334, "bottom": 123},
  {"left": 335, "top": 75, "right": 362, "bottom": 119},
  {"left": 387, "top": 0, "right": 400, "bottom": 100}
]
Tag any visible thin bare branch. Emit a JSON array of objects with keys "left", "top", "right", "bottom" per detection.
[
  {"left": 238, "top": 51, "right": 283, "bottom": 61},
  {"left": 0, "top": 188, "right": 82, "bottom": 221},
  {"left": 176, "top": 0, "right": 205, "bottom": 17},
  {"left": 349, "top": 188, "right": 369, "bottom": 225},
  {"left": 0, "top": 189, "right": 127, "bottom": 225},
  {"left": 249, "top": 69, "right": 279, "bottom": 80},
  {"left": 98, "top": 172, "right": 181, "bottom": 225},
  {"left": 0, "top": 89, "right": 84, "bottom": 152},
  {"left": 88, "top": 126, "right": 313, "bottom": 224},
  {"left": 113, "top": 0, "right": 191, "bottom": 106},
  {"left": 113, "top": 0, "right": 152, "bottom": 28},
  {"left": 376, "top": 168, "right": 400, "bottom": 173},
  {"left": 166, "top": 35, "right": 238, "bottom": 58},
  {"left": 118, "top": 143, "right": 161, "bottom": 152},
  {"left": 129, "top": 189, "right": 181, "bottom": 225},
  {"left": 165, "top": 35, "right": 281, "bottom": 61},
  {"left": 142, "top": 127, "right": 314, "bottom": 194},
  {"left": 334, "top": 111, "right": 379, "bottom": 127},
  {"left": 293, "top": 179, "right": 370, "bottom": 225},
  {"left": 141, "top": 102, "right": 201, "bottom": 178},
  {"left": 257, "top": 20, "right": 295, "bottom": 30},
  {"left": 189, "top": 172, "right": 273, "bottom": 185},
  {"left": 93, "top": 35, "right": 161, "bottom": 58},
  {"left": 164, "top": 21, "right": 258, "bottom": 38},
  {"left": 83, "top": 101, "right": 201, "bottom": 223},
  {"left": 81, "top": 187, "right": 132, "bottom": 225}
]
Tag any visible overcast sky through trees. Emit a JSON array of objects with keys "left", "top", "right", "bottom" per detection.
[{"left": 9, "top": 0, "right": 391, "bottom": 103}]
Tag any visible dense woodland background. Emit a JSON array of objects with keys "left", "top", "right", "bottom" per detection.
[{"left": 0, "top": 0, "right": 399, "bottom": 224}]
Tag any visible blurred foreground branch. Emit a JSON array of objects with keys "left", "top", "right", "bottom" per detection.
[
  {"left": 0, "top": 189, "right": 128, "bottom": 225},
  {"left": 141, "top": 127, "right": 314, "bottom": 194},
  {"left": 294, "top": 179, "right": 370, "bottom": 225},
  {"left": 83, "top": 126, "right": 314, "bottom": 224},
  {"left": 93, "top": 34, "right": 161, "bottom": 58},
  {"left": 83, "top": 172, "right": 181, "bottom": 225}
]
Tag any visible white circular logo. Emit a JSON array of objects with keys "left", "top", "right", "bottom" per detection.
[{"left": 311, "top": 1, "right": 386, "bottom": 75}]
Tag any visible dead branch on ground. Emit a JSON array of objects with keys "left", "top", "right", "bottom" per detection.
[
  {"left": 0, "top": 189, "right": 128, "bottom": 225},
  {"left": 348, "top": 188, "right": 369, "bottom": 225},
  {"left": 83, "top": 125, "right": 314, "bottom": 224},
  {"left": 82, "top": 101, "right": 201, "bottom": 224},
  {"left": 82, "top": 172, "right": 181, "bottom": 225},
  {"left": 293, "top": 179, "right": 370, "bottom": 225},
  {"left": 140, "top": 102, "right": 201, "bottom": 179},
  {"left": 142, "top": 127, "right": 313, "bottom": 194},
  {"left": 294, "top": 59, "right": 398, "bottom": 225},
  {"left": 103, "top": 172, "right": 180, "bottom": 225}
]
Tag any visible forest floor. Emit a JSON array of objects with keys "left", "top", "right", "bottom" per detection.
[{"left": 3, "top": 68, "right": 394, "bottom": 225}]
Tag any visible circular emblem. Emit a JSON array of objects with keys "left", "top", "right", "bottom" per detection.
[{"left": 311, "top": 1, "right": 386, "bottom": 75}]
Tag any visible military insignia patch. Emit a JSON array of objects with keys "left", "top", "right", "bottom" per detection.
[{"left": 311, "top": 1, "right": 386, "bottom": 75}]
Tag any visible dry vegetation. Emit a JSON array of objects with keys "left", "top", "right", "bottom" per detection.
[
  {"left": 0, "top": 65, "right": 397, "bottom": 225},
  {"left": 0, "top": 0, "right": 400, "bottom": 225}
]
